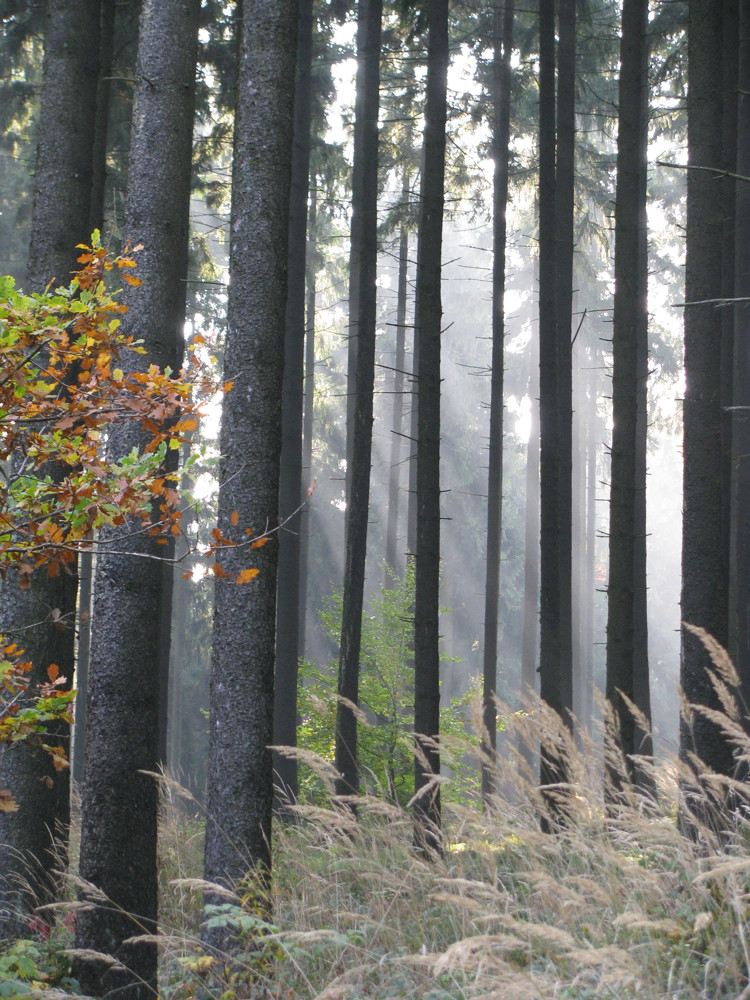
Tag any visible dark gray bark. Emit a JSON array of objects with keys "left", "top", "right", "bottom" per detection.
[
  {"left": 537, "top": 1, "right": 559, "bottom": 742},
  {"left": 202, "top": 0, "right": 297, "bottom": 934},
  {"left": 721, "top": 0, "right": 738, "bottom": 635},
  {"left": 335, "top": 0, "right": 383, "bottom": 800},
  {"left": 731, "top": 0, "right": 750, "bottom": 715},
  {"left": 538, "top": 0, "right": 575, "bottom": 799},
  {"left": 680, "top": 0, "right": 735, "bottom": 785},
  {"left": 481, "top": 0, "right": 514, "bottom": 805},
  {"left": 605, "top": 0, "right": 654, "bottom": 798},
  {"left": 0, "top": 0, "right": 100, "bottom": 932},
  {"left": 88, "top": 0, "right": 116, "bottom": 235},
  {"left": 274, "top": 0, "right": 315, "bottom": 812},
  {"left": 74, "top": 2, "right": 199, "bottom": 995},
  {"left": 554, "top": 0, "right": 575, "bottom": 722},
  {"left": 413, "top": 0, "right": 448, "bottom": 855},
  {"left": 74, "top": 0, "right": 140, "bottom": 792}
]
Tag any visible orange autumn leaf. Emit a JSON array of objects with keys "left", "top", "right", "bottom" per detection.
[
  {"left": 231, "top": 511, "right": 239, "bottom": 527},
  {"left": 235, "top": 568, "right": 259, "bottom": 584},
  {"left": 47, "top": 663, "right": 59, "bottom": 682},
  {"left": 250, "top": 537, "right": 269, "bottom": 550}
]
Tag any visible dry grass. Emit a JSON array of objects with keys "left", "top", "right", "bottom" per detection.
[{"left": 149, "top": 697, "right": 750, "bottom": 1000}]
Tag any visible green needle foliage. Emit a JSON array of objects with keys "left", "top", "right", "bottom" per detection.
[{"left": 298, "top": 563, "right": 480, "bottom": 806}]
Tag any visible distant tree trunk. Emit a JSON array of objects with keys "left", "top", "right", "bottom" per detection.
[
  {"left": 413, "top": 0, "right": 448, "bottom": 855},
  {"left": 335, "top": 0, "right": 382, "bottom": 800},
  {"left": 605, "top": 0, "right": 654, "bottom": 798},
  {"left": 581, "top": 367, "right": 598, "bottom": 734},
  {"left": 299, "top": 182, "right": 318, "bottom": 659},
  {"left": 202, "top": 0, "right": 297, "bottom": 939},
  {"left": 384, "top": 170, "right": 411, "bottom": 585},
  {"left": 680, "top": 0, "right": 735, "bottom": 788},
  {"left": 731, "top": 0, "right": 750, "bottom": 714},
  {"left": 554, "top": 0, "right": 575, "bottom": 721},
  {"left": 74, "top": 3, "right": 199, "bottom": 995},
  {"left": 571, "top": 340, "right": 584, "bottom": 727},
  {"left": 72, "top": 555, "right": 93, "bottom": 787},
  {"left": 0, "top": 0, "right": 100, "bottom": 933},
  {"left": 274, "top": 0, "right": 315, "bottom": 812},
  {"left": 521, "top": 377, "right": 540, "bottom": 701},
  {"left": 481, "top": 0, "right": 514, "bottom": 805}
]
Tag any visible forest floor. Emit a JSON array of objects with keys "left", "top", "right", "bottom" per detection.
[
  {"left": 3, "top": 703, "right": 748, "bottom": 999},
  {"left": 147, "top": 706, "right": 749, "bottom": 1000}
]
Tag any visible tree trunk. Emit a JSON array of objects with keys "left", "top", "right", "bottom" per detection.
[
  {"left": 274, "top": 0, "right": 315, "bottom": 812},
  {"left": 384, "top": 170, "right": 411, "bottom": 585},
  {"left": 202, "top": 0, "right": 297, "bottom": 942},
  {"left": 481, "top": 0, "right": 514, "bottom": 806},
  {"left": 0, "top": 0, "right": 100, "bottom": 932},
  {"left": 581, "top": 367, "right": 598, "bottom": 735},
  {"left": 554, "top": 0, "right": 575, "bottom": 723},
  {"left": 538, "top": 0, "right": 574, "bottom": 798},
  {"left": 413, "top": 0, "right": 448, "bottom": 856},
  {"left": 74, "top": 0, "right": 140, "bottom": 792},
  {"left": 88, "top": 0, "right": 115, "bottom": 235},
  {"left": 299, "top": 182, "right": 318, "bottom": 659},
  {"left": 72, "top": 554, "right": 93, "bottom": 788},
  {"left": 731, "top": 0, "right": 750, "bottom": 718},
  {"left": 521, "top": 360, "right": 540, "bottom": 702},
  {"left": 605, "top": 0, "right": 654, "bottom": 799},
  {"left": 680, "top": 0, "right": 735, "bottom": 790},
  {"left": 74, "top": 3, "right": 199, "bottom": 995},
  {"left": 335, "top": 0, "right": 383, "bottom": 800}
]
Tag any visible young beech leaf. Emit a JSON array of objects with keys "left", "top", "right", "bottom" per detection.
[{"left": 236, "top": 568, "right": 259, "bottom": 584}]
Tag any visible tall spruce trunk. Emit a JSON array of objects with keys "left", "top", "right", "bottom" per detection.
[
  {"left": 605, "top": 0, "right": 654, "bottom": 798},
  {"left": 335, "top": 0, "right": 383, "bottom": 800},
  {"left": 0, "top": 0, "right": 100, "bottom": 932},
  {"left": 73, "top": 0, "right": 141, "bottom": 789},
  {"left": 74, "top": 3, "right": 199, "bottom": 995},
  {"left": 413, "top": 0, "right": 449, "bottom": 855},
  {"left": 202, "top": 0, "right": 297, "bottom": 937},
  {"left": 721, "top": 0, "right": 739, "bottom": 643},
  {"left": 481, "top": 0, "right": 514, "bottom": 805},
  {"left": 731, "top": 0, "right": 750, "bottom": 716},
  {"left": 274, "top": 0, "right": 315, "bottom": 811},
  {"left": 680, "top": 0, "right": 735, "bottom": 790},
  {"left": 538, "top": 0, "right": 573, "bottom": 798}
]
